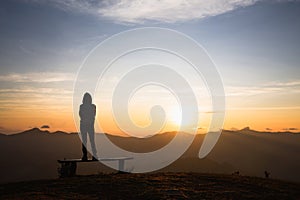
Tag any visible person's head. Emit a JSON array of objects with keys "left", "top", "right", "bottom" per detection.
[{"left": 82, "top": 92, "right": 92, "bottom": 104}]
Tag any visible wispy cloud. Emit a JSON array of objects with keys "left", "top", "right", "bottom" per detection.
[
  {"left": 228, "top": 106, "right": 300, "bottom": 111},
  {"left": 263, "top": 80, "right": 300, "bottom": 87},
  {"left": 0, "top": 72, "right": 74, "bottom": 114},
  {"left": 0, "top": 86, "right": 73, "bottom": 113},
  {"left": 0, "top": 72, "right": 75, "bottom": 83},
  {"left": 27, "top": 0, "right": 260, "bottom": 24},
  {"left": 282, "top": 127, "right": 299, "bottom": 131},
  {"left": 26, "top": 0, "right": 100, "bottom": 14},
  {"left": 0, "top": 88, "right": 72, "bottom": 95},
  {"left": 226, "top": 80, "right": 300, "bottom": 96}
]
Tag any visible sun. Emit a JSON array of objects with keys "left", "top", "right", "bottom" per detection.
[{"left": 168, "top": 107, "right": 182, "bottom": 126}]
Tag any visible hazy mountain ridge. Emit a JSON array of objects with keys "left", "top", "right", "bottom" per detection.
[
  {"left": 234, "top": 126, "right": 300, "bottom": 135},
  {"left": 5, "top": 126, "right": 300, "bottom": 136},
  {"left": 0, "top": 127, "right": 300, "bottom": 183}
]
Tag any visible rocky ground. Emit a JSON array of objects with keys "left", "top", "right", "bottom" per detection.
[{"left": 0, "top": 172, "right": 299, "bottom": 199}]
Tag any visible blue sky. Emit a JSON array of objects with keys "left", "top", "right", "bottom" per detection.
[
  {"left": 1, "top": 1, "right": 299, "bottom": 81},
  {"left": 0, "top": 0, "right": 300, "bottom": 133}
]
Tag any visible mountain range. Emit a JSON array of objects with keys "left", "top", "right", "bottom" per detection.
[{"left": 0, "top": 127, "right": 299, "bottom": 183}]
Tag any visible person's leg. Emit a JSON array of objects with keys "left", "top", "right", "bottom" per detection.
[
  {"left": 88, "top": 123, "right": 98, "bottom": 160},
  {"left": 80, "top": 123, "right": 88, "bottom": 161}
]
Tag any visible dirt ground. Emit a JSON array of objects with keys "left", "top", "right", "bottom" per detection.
[{"left": 0, "top": 172, "right": 299, "bottom": 200}]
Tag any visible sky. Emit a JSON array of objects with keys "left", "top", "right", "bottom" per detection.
[{"left": 0, "top": 0, "right": 300, "bottom": 134}]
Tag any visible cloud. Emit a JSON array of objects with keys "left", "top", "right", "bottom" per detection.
[
  {"left": 282, "top": 128, "right": 299, "bottom": 131},
  {"left": 0, "top": 72, "right": 75, "bottom": 83},
  {"left": 263, "top": 81, "right": 300, "bottom": 87},
  {"left": 226, "top": 86, "right": 280, "bottom": 96},
  {"left": 27, "top": 0, "right": 260, "bottom": 24},
  {"left": 228, "top": 106, "right": 300, "bottom": 111},
  {"left": 98, "top": 0, "right": 260, "bottom": 23},
  {"left": 226, "top": 80, "right": 300, "bottom": 96},
  {"left": 0, "top": 88, "right": 73, "bottom": 109},
  {"left": 41, "top": 125, "right": 50, "bottom": 129},
  {"left": 0, "top": 87, "right": 73, "bottom": 104},
  {"left": 0, "top": 74, "right": 74, "bottom": 113},
  {"left": 26, "top": 0, "right": 106, "bottom": 18}
]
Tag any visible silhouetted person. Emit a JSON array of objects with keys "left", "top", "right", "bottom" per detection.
[
  {"left": 79, "top": 92, "right": 98, "bottom": 161},
  {"left": 264, "top": 170, "right": 270, "bottom": 178}
]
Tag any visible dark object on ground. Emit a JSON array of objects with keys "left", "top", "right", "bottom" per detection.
[
  {"left": 57, "top": 157, "right": 133, "bottom": 177},
  {"left": 57, "top": 160, "right": 77, "bottom": 178},
  {"left": 232, "top": 171, "right": 240, "bottom": 175},
  {"left": 0, "top": 172, "right": 299, "bottom": 200},
  {"left": 265, "top": 170, "right": 270, "bottom": 178}
]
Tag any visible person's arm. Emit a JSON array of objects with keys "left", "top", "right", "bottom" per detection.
[
  {"left": 93, "top": 104, "right": 96, "bottom": 117},
  {"left": 79, "top": 105, "right": 82, "bottom": 119}
]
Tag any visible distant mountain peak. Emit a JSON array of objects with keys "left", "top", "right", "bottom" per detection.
[
  {"left": 28, "top": 127, "right": 41, "bottom": 132},
  {"left": 52, "top": 130, "right": 70, "bottom": 135},
  {"left": 240, "top": 127, "right": 251, "bottom": 131},
  {"left": 0, "top": 132, "right": 6, "bottom": 136},
  {"left": 18, "top": 127, "right": 49, "bottom": 135}
]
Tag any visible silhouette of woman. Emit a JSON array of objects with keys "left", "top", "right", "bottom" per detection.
[{"left": 79, "top": 92, "right": 98, "bottom": 161}]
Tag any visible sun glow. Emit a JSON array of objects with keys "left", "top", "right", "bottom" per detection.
[{"left": 168, "top": 107, "right": 182, "bottom": 126}]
